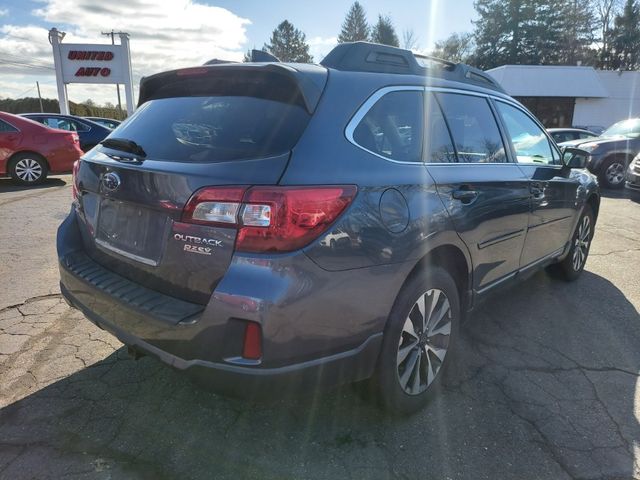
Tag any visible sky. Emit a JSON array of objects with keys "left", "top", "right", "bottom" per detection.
[{"left": 0, "top": 0, "right": 477, "bottom": 106}]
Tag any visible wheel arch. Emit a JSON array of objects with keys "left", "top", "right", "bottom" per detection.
[
  {"left": 597, "top": 151, "right": 634, "bottom": 173},
  {"left": 586, "top": 193, "right": 600, "bottom": 220},
  {"left": 392, "top": 240, "right": 473, "bottom": 325}
]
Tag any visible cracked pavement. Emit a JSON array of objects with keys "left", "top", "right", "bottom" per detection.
[{"left": 0, "top": 176, "right": 639, "bottom": 479}]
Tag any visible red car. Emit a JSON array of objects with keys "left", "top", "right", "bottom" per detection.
[{"left": 0, "top": 111, "right": 84, "bottom": 185}]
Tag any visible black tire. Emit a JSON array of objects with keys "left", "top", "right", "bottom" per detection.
[
  {"left": 548, "top": 206, "right": 594, "bottom": 281},
  {"left": 9, "top": 153, "right": 48, "bottom": 185},
  {"left": 599, "top": 157, "right": 626, "bottom": 189},
  {"left": 374, "top": 266, "right": 460, "bottom": 415}
]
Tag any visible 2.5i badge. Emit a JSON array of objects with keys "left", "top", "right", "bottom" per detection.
[{"left": 173, "top": 232, "right": 222, "bottom": 256}]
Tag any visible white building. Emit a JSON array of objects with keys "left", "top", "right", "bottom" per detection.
[{"left": 487, "top": 65, "right": 640, "bottom": 130}]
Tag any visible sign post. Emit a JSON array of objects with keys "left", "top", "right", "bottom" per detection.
[
  {"left": 49, "top": 28, "right": 135, "bottom": 116},
  {"left": 49, "top": 28, "right": 70, "bottom": 115}
]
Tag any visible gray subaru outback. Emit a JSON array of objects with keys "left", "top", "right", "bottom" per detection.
[{"left": 58, "top": 42, "right": 599, "bottom": 414}]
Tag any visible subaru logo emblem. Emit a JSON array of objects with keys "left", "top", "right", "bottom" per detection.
[{"left": 101, "top": 172, "right": 121, "bottom": 193}]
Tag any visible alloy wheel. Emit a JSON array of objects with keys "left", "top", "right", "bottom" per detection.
[
  {"left": 572, "top": 215, "right": 591, "bottom": 271},
  {"left": 605, "top": 162, "right": 625, "bottom": 186},
  {"left": 396, "top": 288, "right": 452, "bottom": 395},
  {"left": 14, "top": 158, "right": 43, "bottom": 183}
]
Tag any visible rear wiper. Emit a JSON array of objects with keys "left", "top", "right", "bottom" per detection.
[{"left": 100, "top": 138, "right": 147, "bottom": 158}]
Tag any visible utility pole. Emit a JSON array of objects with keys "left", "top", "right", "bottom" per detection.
[
  {"left": 36, "top": 81, "right": 44, "bottom": 112},
  {"left": 101, "top": 30, "right": 123, "bottom": 118}
]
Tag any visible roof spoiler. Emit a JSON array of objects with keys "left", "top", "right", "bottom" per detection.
[
  {"left": 320, "top": 42, "right": 504, "bottom": 93},
  {"left": 137, "top": 63, "right": 327, "bottom": 113}
]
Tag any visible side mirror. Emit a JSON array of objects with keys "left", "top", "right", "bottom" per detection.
[{"left": 561, "top": 147, "right": 589, "bottom": 169}]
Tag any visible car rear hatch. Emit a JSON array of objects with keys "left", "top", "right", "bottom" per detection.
[{"left": 73, "top": 63, "right": 327, "bottom": 305}]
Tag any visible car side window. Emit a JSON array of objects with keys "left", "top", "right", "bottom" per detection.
[
  {"left": 496, "top": 102, "right": 556, "bottom": 165},
  {"left": 353, "top": 90, "right": 423, "bottom": 162},
  {"left": 42, "top": 117, "right": 77, "bottom": 131},
  {"left": 71, "top": 120, "right": 90, "bottom": 132},
  {"left": 435, "top": 93, "right": 507, "bottom": 163},
  {"left": 578, "top": 132, "right": 593, "bottom": 139},
  {"left": 424, "top": 93, "right": 457, "bottom": 163},
  {"left": 0, "top": 120, "right": 18, "bottom": 133}
]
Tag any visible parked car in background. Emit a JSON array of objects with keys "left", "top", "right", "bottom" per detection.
[
  {"left": 84, "top": 116, "right": 122, "bottom": 130},
  {"left": 0, "top": 111, "right": 83, "bottom": 185},
  {"left": 547, "top": 127, "right": 598, "bottom": 144},
  {"left": 57, "top": 42, "right": 600, "bottom": 414},
  {"left": 557, "top": 118, "right": 640, "bottom": 189},
  {"left": 21, "top": 113, "right": 111, "bottom": 152},
  {"left": 573, "top": 125, "right": 605, "bottom": 135},
  {"left": 625, "top": 152, "right": 640, "bottom": 192}
]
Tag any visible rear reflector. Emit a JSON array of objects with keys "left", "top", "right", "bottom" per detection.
[
  {"left": 181, "top": 185, "right": 357, "bottom": 253},
  {"left": 242, "top": 322, "right": 262, "bottom": 360},
  {"left": 72, "top": 160, "right": 80, "bottom": 200}
]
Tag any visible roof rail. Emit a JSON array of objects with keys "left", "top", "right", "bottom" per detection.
[{"left": 320, "top": 42, "right": 505, "bottom": 93}]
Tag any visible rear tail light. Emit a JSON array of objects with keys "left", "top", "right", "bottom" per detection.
[
  {"left": 71, "top": 160, "right": 80, "bottom": 200},
  {"left": 181, "top": 185, "right": 357, "bottom": 253},
  {"left": 242, "top": 322, "right": 262, "bottom": 360}
]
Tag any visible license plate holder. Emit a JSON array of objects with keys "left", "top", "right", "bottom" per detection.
[{"left": 95, "top": 198, "right": 167, "bottom": 266}]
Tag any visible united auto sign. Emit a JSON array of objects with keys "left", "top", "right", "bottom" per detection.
[{"left": 59, "top": 44, "right": 126, "bottom": 84}]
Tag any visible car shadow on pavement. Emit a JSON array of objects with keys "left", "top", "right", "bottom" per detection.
[
  {"left": 0, "top": 177, "right": 67, "bottom": 193},
  {"left": 0, "top": 270, "right": 638, "bottom": 479}
]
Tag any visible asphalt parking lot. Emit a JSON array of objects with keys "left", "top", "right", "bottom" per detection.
[{"left": 0, "top": 175, "right": 639, "bottom": 480}]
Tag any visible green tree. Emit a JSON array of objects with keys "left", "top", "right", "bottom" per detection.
[
  {"left": 370, "top": 15, "right": 399, "bottom": 47},
  {"left": 473, "top": 0, "right": 596, "bottom": 68},
  {"left": 338, "top": 2, "right": 369, "bottom": 42},
  {"left": 608, "top": 0, "right": 640, "bottom": 69},
  {"left": 473, "top": 0, "right": 537, "bottom": 69},
  {"left": 431, "top": 32, "right": 474, "bottom": 63},
  {"left": 535, "top": 0, "right": 595, "bottom": 65},
  {"left": 263, "top": 20, "right": 313, "bottom": 62}
]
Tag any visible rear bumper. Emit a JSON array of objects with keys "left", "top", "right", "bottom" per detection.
[
  {"left": 57, "top": 208, "right": 399, "bottom": 396},
  {"left": 625, "top": 168, "right": 640, "bottom": 191},
  {"left": 60, "top": 280, "right": 382, "bottom": 396}
]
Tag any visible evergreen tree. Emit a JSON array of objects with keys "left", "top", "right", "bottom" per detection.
[
  {"left": 473, "top": 0, "right": 538, "bottom": 69},
  {"left": 608, "top": 0, "right": 640, "bottom": 69},
  {"left": 338, "top": 2, "right": 369, "bottom": 43},
  {"left": 263, "top": 20, "right": 313, "bottom": 62},
  {"left": 541, "top": 0, "right": 595, "bottom": 65},
  {"left": 370, "top": 15, "right": 400, "bottom": 47},
  {"left": 473, "top": 0, "right": 595, "bottom": 68}
]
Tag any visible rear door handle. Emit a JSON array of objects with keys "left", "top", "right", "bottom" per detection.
[{"left": 452, "top": 189, "right": 478, "bottom": 204}]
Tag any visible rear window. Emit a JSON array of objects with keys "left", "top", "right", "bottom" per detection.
[
  {"left": 352, "top": 90, "right": 423, "bottom": 162},
  {"left": 110, "top": 94, "right": 310, "bottom": 163}
]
